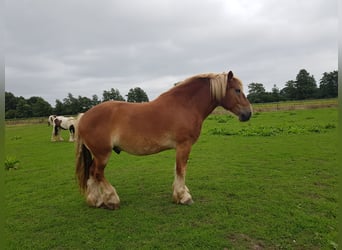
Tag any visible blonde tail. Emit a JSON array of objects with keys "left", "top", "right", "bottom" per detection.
[{"left": 75, "top": 113, "right": 92, "bottom": 193}]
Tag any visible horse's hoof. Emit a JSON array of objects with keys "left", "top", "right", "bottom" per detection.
[
  {"left": 104, "top": 203, "right": 120, "bottom": 210},
  {"left": 181, "top": 198, "right": 194, "bottom": 205}
]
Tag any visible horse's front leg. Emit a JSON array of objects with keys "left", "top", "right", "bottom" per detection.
[
  {"left": 69, "top": 131, "right": 75, "bottom": 142},
  {"left": 51, "top": 127, "right": 56, "bottom": 141},
  {"left": 69, "top": 125, "right": 75, "bottom": 142},
  {"left": 173, "top": 142, "right": 193, "bottom": 205},
  {"left": 56, "top": 128, "right": 63, "bottom": 141}
]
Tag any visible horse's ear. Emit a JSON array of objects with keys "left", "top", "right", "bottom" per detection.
[{"left": 228, "top": 71, "right": 234, "bottom": 82}]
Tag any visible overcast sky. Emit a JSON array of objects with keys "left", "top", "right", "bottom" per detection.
[{"left": 5, "top": 0, "right": 338, "bottom": 106}]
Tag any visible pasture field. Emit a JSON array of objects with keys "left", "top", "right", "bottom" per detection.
[
  {"left": 250, "top": 98, "right": 337, "bottom": 112},
  {"left": 4, "top": 108, "right": 338, "bottom": 249}
]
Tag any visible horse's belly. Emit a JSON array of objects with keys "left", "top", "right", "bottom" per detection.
[
  {"left": 124, "top": 144, "right": 170, "bottom": 156},
  {"left": 117, "top": 135, "right": 175, "bottom": 156}
]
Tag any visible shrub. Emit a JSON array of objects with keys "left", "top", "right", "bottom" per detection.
[{"left": 5, "top": 156, "right": 20, "bottom": 170}]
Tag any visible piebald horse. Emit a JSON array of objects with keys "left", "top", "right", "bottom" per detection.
[
  {"left": 75, "top": 71, "right": 252, "bottom": 209},
  {"left": 48, "top": 115, "right": 76, "bottom": 142}
]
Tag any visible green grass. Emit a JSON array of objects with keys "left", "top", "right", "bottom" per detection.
[{"left": 5, "top": 108, "right": 338, "bottom": 249}]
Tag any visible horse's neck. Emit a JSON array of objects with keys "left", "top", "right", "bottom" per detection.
[
  {"left": 193, "top": 83, "right": 218, "bottom": 119},
  {"left": 157, "top": 80, "right": 218, "bottom": 120}
]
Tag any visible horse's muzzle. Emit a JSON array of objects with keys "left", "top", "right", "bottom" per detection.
[{"left": 239, "top": 111, "right": 252, "bottom": 122}]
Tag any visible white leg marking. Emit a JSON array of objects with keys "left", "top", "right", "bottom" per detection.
[
  {"left": 173, "top": 173, "right": 193, "bottom": 204},
  {"left": 69, "top": 134, "right": 74, "bottom": 142},
  {"left": 100, "top": 181, "right": 120, "bottom": 209},
  {"left": 86, "top": 177, "right": 103, "bottom": 207}
]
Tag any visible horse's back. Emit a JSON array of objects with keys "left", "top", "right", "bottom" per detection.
[
  {"left": 78, "top": 101, "right": 124, "bottom": 137},
  {"left": 80, "top": 100, "right": 171, "bottom": 130},
  {"left": 79, "top": 101, "right": 131, "bottom": 130}
]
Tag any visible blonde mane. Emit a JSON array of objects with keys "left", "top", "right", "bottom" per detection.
[
  {"left": 176, "top": 72, "right": 228, "bottom": 101},
  {"left": 168, "top": 72, "right": 244, "bottom": 102}
]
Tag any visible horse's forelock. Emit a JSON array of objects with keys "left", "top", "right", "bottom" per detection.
[{"left": 232, "top": 77, "right": 244, "bottom": 92}]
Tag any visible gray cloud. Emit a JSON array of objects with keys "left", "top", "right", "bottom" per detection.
[{"left": 5, "top": 0, "right": 337, "bottom": 105}]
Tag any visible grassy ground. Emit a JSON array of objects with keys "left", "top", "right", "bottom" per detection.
[{"left": 4, "top": 108, "right": 338, "bottom": 249}]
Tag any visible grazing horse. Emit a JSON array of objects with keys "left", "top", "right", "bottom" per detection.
[
  {"left": 75, "top": 71, "right": 252, "bottom": 209},
  {"left": 48, "top": 115, "right": 76, "bottom": 142}
]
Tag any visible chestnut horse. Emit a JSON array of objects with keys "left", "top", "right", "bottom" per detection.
[{"left": 75, "top": 71, "right": 252, "bottom": 209}]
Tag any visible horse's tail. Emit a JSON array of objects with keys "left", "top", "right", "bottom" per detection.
[{"left": 75, "top": 113, "right": 92, "bottom": 193}]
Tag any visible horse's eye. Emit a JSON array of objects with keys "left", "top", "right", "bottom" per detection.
[{"left": 235, "top": 89, "right": 241, "bottom": 94}]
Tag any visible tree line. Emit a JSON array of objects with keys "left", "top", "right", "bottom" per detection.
[
  {"left": 5, "top": 69, "right": 337, "bottom": 119},
  {"left": 5, "top": 87, "right": 149, "bottom": 119},
  {"left": 247, "top": 69, "right": 337, "bottom": 103}
]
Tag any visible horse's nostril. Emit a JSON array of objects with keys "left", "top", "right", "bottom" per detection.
[{"left": 239, "top": 112, "right": 251, "bottom": 122}]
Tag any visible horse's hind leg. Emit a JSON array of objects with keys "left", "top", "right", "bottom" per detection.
[
  {"left": 86, "top": 154, "right": 120, "bottom": 210},
  {"left": 173, "top": 143, "right": 193, "bottom": 205},
  {"left": 99, "top": 179, "right": 120, "bottom": 210}
]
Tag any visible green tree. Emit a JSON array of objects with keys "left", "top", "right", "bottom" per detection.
[
  {"left": 78, "top": 96, "right": 93, "bottom": 112},
  {"left": 5, "top": 92, "right": 17, "bottom": 112},
  {"left": 126, "top": 87, "right": 149, "bottom": 103},
  {"left": 5, "top": 92, "right": 52, "bottom": 118},
  {"left": 102, "top": 88, "right": 125, "bottom": 102},
  {"left": 27, "top": 96, "right": 53, "bottom": 117},
  {"left": 5, "top": 92, "right": 18, "bottom": 118},
  {"left": 319, "top": 70, "right": 338, "bottom": 98},
  {"left": 54, "top": 99, "right": 65, "bottom": 115},
  {"left": 92, "top": 94, "right": 101, "bottom": 106},
  {"left": 63, "top": 93, "right": 80, "bottom": 114},
  {"left": 247, "top": 83, "right": 266, "bottom": 103},
  {"left": 16, "top": 97, "right": 32, "bottom": 118},
  {"left": 5, "top": 109, "right": 17, "bottom": 119},
  {"left": 271, "top": 84, "right": 281, "bottom": 102},
  {"left": 280, "top": 80, "right": 297, "bottom": 100},
  {"left": 295, "top": 69, "right": 317, "bottom": 99}
]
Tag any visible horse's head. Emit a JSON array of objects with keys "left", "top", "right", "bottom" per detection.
[
  {"left": 221, "top": 71, "right": 252, "bottom": 122},
  {"left": 48, "top": 115, "right": 56, "bottom": 126}
]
